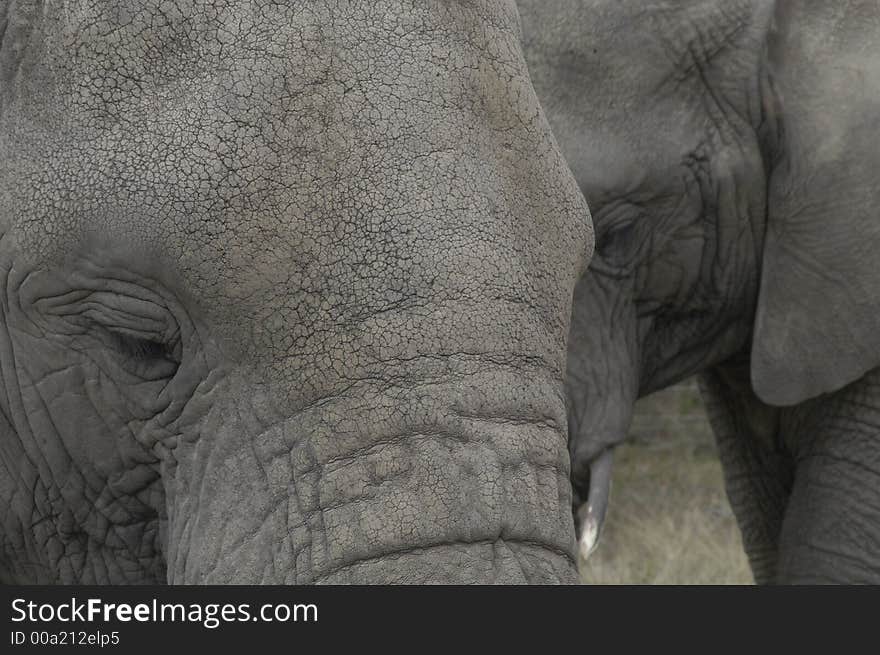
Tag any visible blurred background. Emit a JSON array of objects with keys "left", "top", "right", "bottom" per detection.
[{"left": 579, "top": 379, "right": 754, "bottom": 584}]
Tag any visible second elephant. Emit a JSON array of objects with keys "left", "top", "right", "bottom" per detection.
[{"left": 521, "top": 0, "right": 880, "bottom": 583}]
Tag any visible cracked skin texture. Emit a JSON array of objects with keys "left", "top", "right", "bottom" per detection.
[{"left": 0, "top": 0, "right": 594, "bottom": 583}]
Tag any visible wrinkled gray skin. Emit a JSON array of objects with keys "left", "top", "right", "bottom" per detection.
[
  {"left": 0, "top": 0, "right": 595, "bottom": 584},
  {"left": 521, "top": 0, "right": 880, "bottom": 583}
]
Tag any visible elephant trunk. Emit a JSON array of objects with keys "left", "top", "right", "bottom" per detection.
[{"left": 160, "top": 365, "right": 579, "bottom": 584}]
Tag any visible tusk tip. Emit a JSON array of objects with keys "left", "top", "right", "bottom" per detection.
[{"left": 578, "top": 510, "right": 600, "bottom": 560}]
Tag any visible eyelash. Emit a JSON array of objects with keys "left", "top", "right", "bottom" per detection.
[{"left": 108, "top": 331, "right": 175, "bottom": 363}]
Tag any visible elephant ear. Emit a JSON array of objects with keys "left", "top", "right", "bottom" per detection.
[{"left": 750, "top": 2, "right": 880, "bottom": 406}]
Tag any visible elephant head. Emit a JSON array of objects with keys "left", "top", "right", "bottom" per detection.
[
  {"left": 0, "top": 0, "right": 594, "bottom": 584},
  {"left": 521, "top": 0, "right": 880, "bottom": 581}
]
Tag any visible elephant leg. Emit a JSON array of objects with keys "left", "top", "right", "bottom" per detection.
[
  {"left": 698, "top": 359, "right": 793, "bottom": 584},
  {"left": 775, "top": 369, "right": 880, "bottom": 583}
]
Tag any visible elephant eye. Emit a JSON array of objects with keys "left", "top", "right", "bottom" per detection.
[
  {"left": 104, "top": 327, "right": 181, "bottom": 380},
  {"left": 598, "top": 221, "right": 635, "bottom": 256},
  {"left": 70, "top": 291, "right": 181, "bottom": 375},
  {"left": 593, "top": 211, "right": 641, "bottom": 274},
  {"left": 110, "top": 331, "right": 174, "bottom": 362},
  {"left": 93, "top": 314, "right": 180, "bottom": 380}
]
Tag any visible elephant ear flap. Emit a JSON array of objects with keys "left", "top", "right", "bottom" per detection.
[{"left": 750, "top": 4, "right": 880, "bottom": 406}]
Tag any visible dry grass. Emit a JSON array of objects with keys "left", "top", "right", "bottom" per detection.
[{"left": 579, "top": 381, "right": 754, "bottom": 585}]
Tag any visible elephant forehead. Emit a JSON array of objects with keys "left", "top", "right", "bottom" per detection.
[
  {"left": 3, "top": 0, "right": 525, "bottom": 113},
  {"left": 0, "top": 1, "right": 561, "bottom": 263},
  {"left": 0, "top": 1, "right": 590, "bottom": 354}
]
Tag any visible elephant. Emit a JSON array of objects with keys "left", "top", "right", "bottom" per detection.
[
  {"left": 0, "top": 0, "right": 595, "bottom": 584},
  {"left": 520, "top": 0, "right": 880, "bottom": 583}
]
